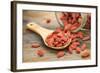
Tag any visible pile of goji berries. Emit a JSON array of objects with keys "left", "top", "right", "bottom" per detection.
[
  {"left": 46, "top": 28, "right": 71, "bottom": 47},
  {"left": 31, "top": 12, "right": 90, "bottom": 59},
  {"left": 61, "top": 12, "right": 82, "bottom": 31}
]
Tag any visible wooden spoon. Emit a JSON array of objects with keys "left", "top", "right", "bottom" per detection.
[{"left": 26, "top": 23, "right": 71, "bottom": 50}]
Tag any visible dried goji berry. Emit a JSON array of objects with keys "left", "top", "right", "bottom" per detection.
[
  {"left": 82, "top": 35, "right": 90, "bottom": 41},
  {"left": 81, "top": 43, "right": 87, "bottom": 51},
  {"left": 32, "top": 42, "right": 40, "bottom": 48},
  {"left": 80, "top": 49, "right": 90, "bottom": 58},
  {"left": 70, "top": 26, "right": 77, "bottom": 31},
  {"left": 77, "top": 32, "right": 83, "bottom": 39},
  {"left": 72, "top": 42, "right": 80, "bottom": 46},
  {"left": 69, "top": 42, "right": 78, "bottom": 50},
  {"left": 68, "top": 47, "right": 73, "bottom": 54},
  {"left": 37, "top": 50, "right": 45, "bottom": 57},
  {"left": 64, "top": 24, "right": 71, "bottom": 31},
  {"left": 57, "top": 51, "right": 65, "bottom": 58},
  {"left": 75, "top": 47, "right": 81, "bottom": 54}
]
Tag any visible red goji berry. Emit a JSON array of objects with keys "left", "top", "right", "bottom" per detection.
[
  {"left": 37, "top": 50, "right": 45, "bottom": 57},
  {"left": 57, "top": 51, "right": 65, "bottom": 58}
]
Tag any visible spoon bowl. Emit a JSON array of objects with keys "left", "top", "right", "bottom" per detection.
[{"left": 27, "top": 23, "right": 71, "bottom": 50}]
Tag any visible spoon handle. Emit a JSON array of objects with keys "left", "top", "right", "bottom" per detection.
[{"left": 26, "top": 23, "right": 53, "bottom": 37}]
